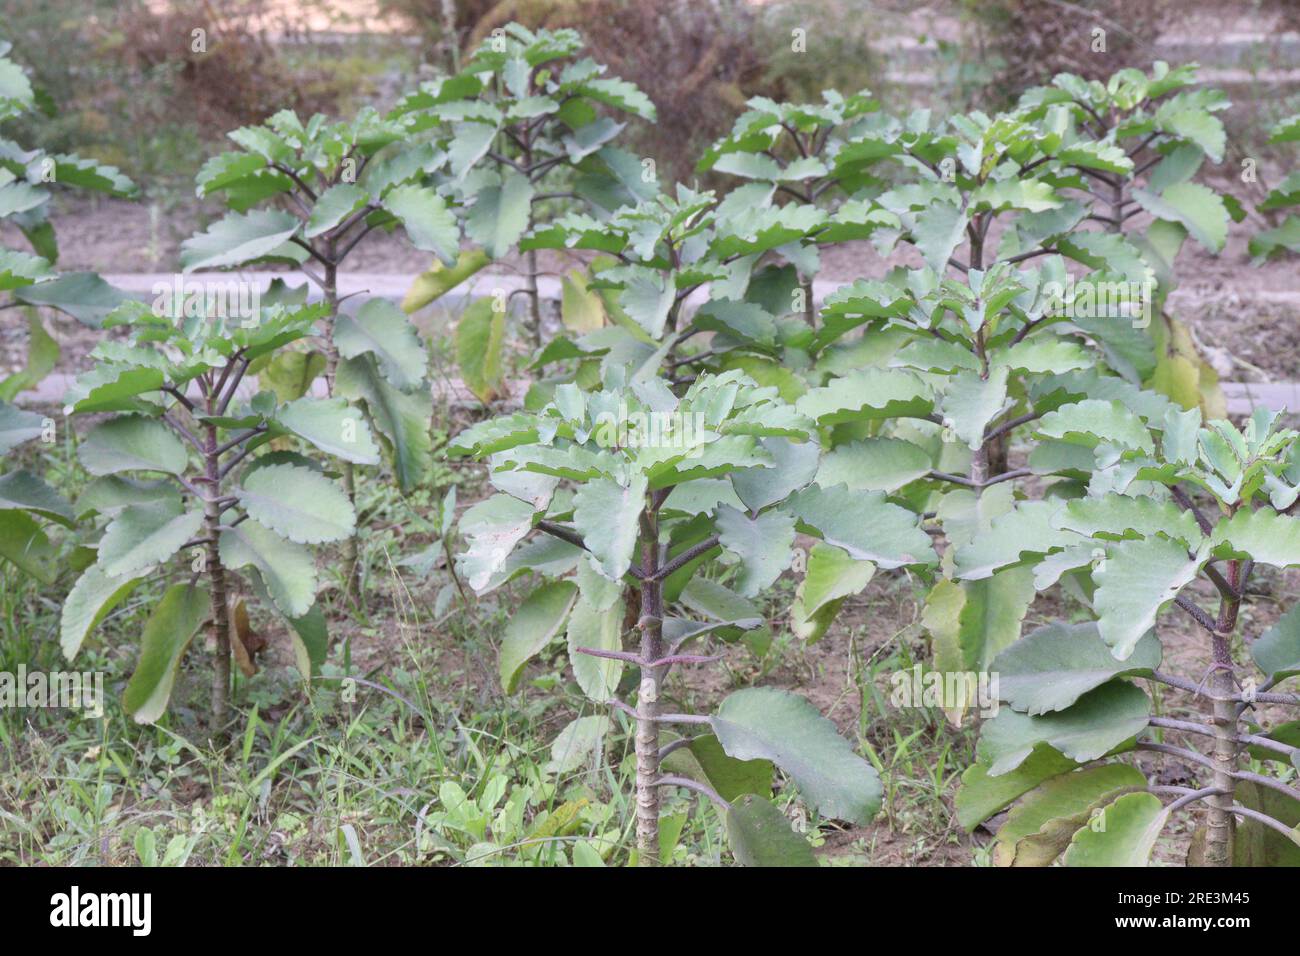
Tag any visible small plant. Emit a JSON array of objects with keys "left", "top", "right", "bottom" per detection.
[
  {"left": 62, "top": 291, "right": 374, "bottom": 729},
  {"left": 0, "top": 39, "right": 135, "bottom": 584},
  {"left": 392, "top": 23, "right": 657, "bottom": 345},
  {"left": 697, "top": 88, "right": 881, "bottom": 324},
  {"left": 955, "top": 404, "right": 1300, "bottom": 866},
  {"left": 1251, "top": 113, "right": 1300, "bottom": 261},
  {"left": 0, "top": 40, "right": 136, "bottom": 319},
  {"left": 1018, "top": 61, "right": 1241, "bottom": 414},
  {"left": 452, "top": 367, "right": 938, "bottom": 864},
  {"left": 189, "top": 105, "right": 457, "bottom": 592},
  {"left": 523, "top": 181, "right": 830, "bottom": 397}
]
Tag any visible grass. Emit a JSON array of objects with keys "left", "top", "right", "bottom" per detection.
[{"left": 0, "top": 419, "right": 982, "bottom": 866}]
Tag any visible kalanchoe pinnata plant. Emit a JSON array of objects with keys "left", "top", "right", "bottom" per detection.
[
  {"left": 189, "top": 106, "right": 459, "bottom": 591},
  {"left": 523, "top": 182, "right": 831, "bottom": 401},
  {"left": 0, "top": 41, "right": 135, "bottom": 325},
  {"left": 0, "top": 404, "right": 71, "bottom": 585},
  {"left": 1017, "top": 61, "right": 1245, "bottom": 415},
  {"left": 696, "top": 89, "right": 881, "bottom": 325},
  {"left": 794, "top": 258, "right": 1177, "bottom": 717},
  {"left": 954, "top": 404, "right": 1300, "bottom": 866},
  {"left": 0, "top": 41, "right": 134, "bottom": 583},
  {"left": 391, "top": 23, "right": 657, "bottom": 346},
  {"left": 450, "top": 368, "right": 937, "bottom": 865},
  {"left": 61, "top": 289, "right": 374, "bottom": 729},
  {"left": 1251, "top": 113, "right": 1300, "bottom": 261}
]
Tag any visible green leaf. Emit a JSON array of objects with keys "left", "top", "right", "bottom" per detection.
[
  {"left": 726, "top": 795, "right": 817, "bottom": 867},
  {"left": 790, "top": 543, "right": 875, "bottom": 643},
  {"left": 560, "top": 269, "right": 606, "bottom": 332},
  {"left": 953, "top": 500, "right": 1072, "bottom": 579},
  {"left": 1252, "top": 604, "right": 1300, "bottom": 681},
  {"left": 816, "top": 437, "right": 932, "bottom": 493},
  {"left": 977, "top": 682, "right": 1150, "bottom": 776},
  {"left": 1055, "top": 494, "right": 1202, "bottom": 546},
  {"left": 573, "top": 474, "right": 647, "bottom": 581},
  {"left": 180, "top": 209, "right": 304, "bottom": 271},
  {"left": 789, "top": 484, "right": 935, "bottom": 568},
  {"left": 499, "top": 580, "right": 578, "bottom": 693},
  {"left": 993, "top": 621, "right": 1162, "bottom": 715},
  {"left": 276, "top": 396, "right": 381, "bottom": 464},
  {"left": 1035, "top": 399, "right": 1154, "bottom": 454},
  {"left": 304, "top": 183, "right": 369, "bottom": 238},
  {"left": 714, "top": 504, "right": 795, "bottom": 597},
  {"left": 0, "top": 399, "right": 46, "bottom": 453},
  {"left": 458, "top": 493, "right": 537, "bottom": 591},
  {"left": 912, "top": 202, "right": 967, "bottom": 273},
  {"left": 236, "top": 463, "right": 355, "bottom": 544},
  {"left": 0, "top": 510, "right": 55, "bottom": 582},
  {"left": 0, "top": 470, "right": 74, "bottom": 526},
  {"left": 730, "top": 437, "right": 820, "bottom": 512},
  {"left": 401, "top": 248, "right": 491, "bottom": 313},
  {"left": 76, "top": 476, "right": 178, "bottom": 518},
  {"left": 1063, "top": 792, "right": 1168, "bottom": 867},
  {"left": 79, "top": 415, "right": 189, "bottom": 476},
  {"left": 1232, "top": 780, "right": 1300, "bottom": 866},
  {"left": 547, "top": 714, "right": 610, "bottom": 775},
  {"left": 927, "top": 570, "right": 1037, "bottom": 694},
  {"left": 996, "top": 337, "right": 1092, "bottom": 375},
  {"left": 0, "top": 313, "right": 57, "bottom": 401},
  {"left": 940, "top": 367, "right": 1010, "bottom": 449},
  {"left": 956, "top": 744, "right": 1081, "bottom": 831},
  {"left": 64, "top": 365, "right": 165, "bottom": 414},
  {"left": 1269, "top": 114, "right": 1300, "bottom": 144},
  {"left": 447, "top": 121, "right": 497, "bottom": 180},
  {"left": 219, "top": 520, "right": 317, "bottom": 618},
  {"left": 98, "top": 503, "right": 203, "bottom": 578},
  {"left": 285, "top": 603, "right": 329, "bottom": 679},
  {"left": 1211, "top": 507, "right": 1300, "bottom": 569},
  {"left": 566, "top": 595, "right": 624, "bottom": 703},
  {"left": 335, "top": 299, "right": 428, "bottom": 390},
  {"left": 995, "top": 764, "right": 1148, "bottom": 867},
  {"left": 662, "top": 733, "right": 774, "bottom": 802},
  {"left": 577, "top": 77, "right": 656, "bottom": 120},
  {"left": 712, "top": 687, "right": 881, "bottom": 824},
  {"left": 455, "top": 298, "right": 507, "bottom": 404},
  {"left": 466, "top": 171, "right": 535, "bottom": 258},
  {"left": 122, "top": 583, "right": 210, "bottom": 724},
  {"left": 60, "top": 564, "right": 146, "bottom": 660},
  {"left": 1132, "top": 182, "right": 1228, "bottom": 253},
  {"left": 383, "top": 184, "right": 460, "bottom": 264},
  {"left": 1094, "top": 536, "right": 1203, "bottom": 660},
  {"left": 336, "top": 354, "right": 432, "bottom": 491},
  {"left": 795, "top": 368, "right": 934, "bottom": 425},
  {"left": 256, "top": 349, "right": 325, "bottom": 402}
]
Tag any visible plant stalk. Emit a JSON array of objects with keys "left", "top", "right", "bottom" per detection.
[
  {"left": 321, "top": 254, "right": 361, "bottom": 601},
  {"left": 634, "top": 506, "right": 664, "bottom": 866},
  {"left": 1204, "top": 559, "right": 1243, "bottom": 866},
  {"left": 203, "top": 416, "right": 231, "bottom": 736}
]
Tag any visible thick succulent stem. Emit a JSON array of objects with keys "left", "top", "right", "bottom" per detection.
[
  {"left": 524, "top": 249, "right": 542, "bottom": 349},
  {"left": 1204, "top": 559, "right": 1243, "bottom": 866},
  {"left": 321, "top": 255, "right": 360, "bottom": 601},
  {"left": 203, "top": 419, "right": 231, "bottom": 736},
  {"left": 1205, "top": 653, "right": 1237, "bottom": 865},
  {"left": 634, "top": 508, "right": 664, "bottom": 866}
]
